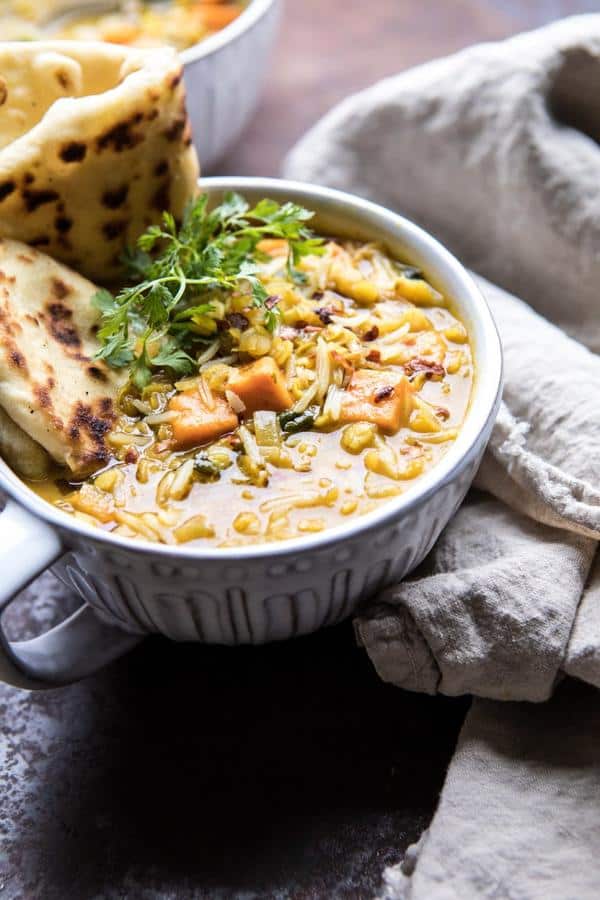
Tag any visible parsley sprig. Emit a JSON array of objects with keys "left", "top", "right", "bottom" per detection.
[{"left": 93, "top": 192, "right": 324, "bottom": 389}]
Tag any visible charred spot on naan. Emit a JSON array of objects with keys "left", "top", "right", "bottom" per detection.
[
  {"left": 102, "top": 185, "right": 129, "bottom": 209},
  {"left": 59, "top": 142, "right": 87, "bottom": 163},
  {"left": 51, "top": 277, "right": 70, "bottom": 299},
  {"left": 96, "top": 112, "right": 145, "bottom": 154},
  {"left": 33, "top": 382, "right": 53, "bottom": 409},
  {"left": 0, "top": 297, "right": 21, "bottom": 336},
  {"left": 41, "top": 276, "right": 91, "bottom": 352},
  {"left": 152, "top": 179, "right": 171, "bottom": 213},
  {"left": 55, "top": 215, "right": 73, "bottom": 234},
  {"left": 67, "top": 398, "right": 116, "bottom": 469},
  {"left": 168, "top": 71, "right": 183, "bottom": 92},
  {"left": 8, "top": 347, "right": 27, "bottom": 371},
  {"left": 0, "top": 180, "right": 15, "bottom": 202},
  {"left": 102, "top": 220, "right": 128, "bottom": 241},
  {"left": 22, "top": 188, "right": 59, "bottom": 213},
  {"left": 44, "top": 301, "right": 81, "bottom": 348},
  {"left": 163, "top": 114, "right": 187, "bottom": 143},
  {"left": 55, "top": 68, "right": 74, "bottom": 92},
  {"left": 87, "top": 365, "right": 108, "bottom": 383}
]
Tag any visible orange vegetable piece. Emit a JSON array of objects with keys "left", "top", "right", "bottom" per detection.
[
  {"left": 168, "top": 390, "right": 238, "bottom": 449},
  {"left": 256, "top": 238, "right": 289, "bottom": 257},
  {"left": 227, "top": 357, "right": 293, "bottom": 415},
  {"left": 198, "top": 3, "right": 243, "bottom": 30},
  {"left": 70, "top": 483, "right": 115, "bottom": 523},
  {"left": 340, "top": 369, "right": 414, "bottom": 434},
  {"left": 101, "top": 23, "right": 140, "bottom": 44}
]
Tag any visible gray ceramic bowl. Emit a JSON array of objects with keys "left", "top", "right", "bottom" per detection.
[
  {"left": 0, "top": 177, "right": 502, "bottom": 689},
  {"left": 182, "top": 0, "right": 282, "bottom": 168}
]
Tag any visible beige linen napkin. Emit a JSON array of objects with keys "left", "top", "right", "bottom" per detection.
[
  {"left": 285, "top": 13, "right": 600, "bottom": 702},
  {"left": 379, "top": 680, "right": 600, "bottom": 900},
  {"left": 285, "top": 14, "right": 600, "bottom": 898}
]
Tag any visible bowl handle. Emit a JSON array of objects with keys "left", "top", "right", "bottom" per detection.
[{"left": 0, "top": 499, "right": 142, "bottom": 690}]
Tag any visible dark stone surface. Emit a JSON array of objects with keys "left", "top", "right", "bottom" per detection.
[{"left": 0, "top": 574, "right": 468, "bottom": 899}]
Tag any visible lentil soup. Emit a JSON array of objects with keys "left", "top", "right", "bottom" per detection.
[
  {"left": 28, "top": 216, "right": 473, "bottom": 548},
  {"left": 1, "top": 1, "right": 247, "bottom": 51}
]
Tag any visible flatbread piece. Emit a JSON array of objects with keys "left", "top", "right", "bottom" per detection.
[
  {"left": 0, "top": 238, "right": 124, "bottom": 472},
  {"left": 0, "top": 41, "right": 199, "bottom": 281}
]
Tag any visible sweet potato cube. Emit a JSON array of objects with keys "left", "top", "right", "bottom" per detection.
[
  {"left": 69, "top": 483, "right": 115, "bottom": 523},
  {"left": 168, "top": 391, "right": 238, "bottom": 449},
  {"left": 340, "top": 369, "right": 414, "bottom": 434},
  {"left": 227, "top": 357, "right": 293, "bottom": 415}
]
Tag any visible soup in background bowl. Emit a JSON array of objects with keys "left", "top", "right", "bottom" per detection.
[{"left": 1, "top": 0, "right": 248, "bottom": 51}]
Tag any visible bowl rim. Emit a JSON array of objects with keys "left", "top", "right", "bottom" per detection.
[
  {"left": 180, "top": 0, "right": 279, "bottom": 66},
  {"left": 0, "top": 176, "right": 503, "bottom": 561}
]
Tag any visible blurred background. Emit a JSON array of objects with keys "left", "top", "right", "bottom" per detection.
[{"left": 221, "top": 0, "right": 600, "bottom": 174}]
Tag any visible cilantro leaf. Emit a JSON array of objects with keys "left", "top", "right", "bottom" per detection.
[
  {"left": 151, "top": 343, "right": 195, "bottom": 375},
  {"left": 130, "top": 339, "right": 153, "bottom": 390},
  {"left": 92, "top": 288, "right": 118, "bottom": 316},
  {"left": 94, "top": 192, "right": 324, "bottom": 383}
]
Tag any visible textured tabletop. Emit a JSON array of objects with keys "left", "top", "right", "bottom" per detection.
[
  {"left": 0, "top": 1, "right": 594, "bottom": 897},
  {"left": 1, "top": 576, "right": 467, "bottom": 898}
]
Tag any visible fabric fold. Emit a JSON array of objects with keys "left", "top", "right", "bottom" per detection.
[
  {"left": 475, "top": 277, "right": 600, "bottom": 541},
  {"left": 379, "top": 680, "right": 600, "bottom": 899},
  {"left": 284, "top": 16, "right": 600, "bottom": 699},
  {"left": 355, "top": 495, "right": 595, "bottom": 701}
]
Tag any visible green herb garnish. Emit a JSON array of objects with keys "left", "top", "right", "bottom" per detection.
[
  {"left": 279, "top": 406, "right": 319, "bottom": 435},
  {"left": 193, "top": 452, "right": 221, "bottom": 481},
  {"left": 93, "top": 192, "right": 324, "bottom": 389}
]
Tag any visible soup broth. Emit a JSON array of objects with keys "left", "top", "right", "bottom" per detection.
[{"left": 28, "top": 235, "right": 474, "bottom": 547}]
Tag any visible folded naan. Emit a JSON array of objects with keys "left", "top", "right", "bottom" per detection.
[
  {"left": 0, "top": 41, "right": 199, "bottom": 281},
  {"left": 0, "top": 239, "right": 124, "bottom": 472},
  {"left": 0, "top": 405, "right": 51, "bottom": 479}
]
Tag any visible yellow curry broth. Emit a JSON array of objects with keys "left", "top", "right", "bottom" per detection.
[{"left": 27, "top": 238, "right": 474, "bottom": 547}]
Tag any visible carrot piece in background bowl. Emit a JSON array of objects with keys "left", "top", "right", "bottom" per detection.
[{"left": 197, "top": 2, "right": 244, "bottom": 30}]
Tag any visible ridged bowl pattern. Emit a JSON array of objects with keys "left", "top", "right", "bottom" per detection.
[{"left": 49, "top": 447, "right": 482, "bottom": 645}]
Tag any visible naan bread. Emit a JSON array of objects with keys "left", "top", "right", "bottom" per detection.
[
  {"left": 0, "top": 238, "right": 124, "bottom": 472},
  {"left": 0, "top": 405, "right": 51, "bottom": 480},
  {"left": 0, "top": 41, "right": 199, "bottom": 281}
]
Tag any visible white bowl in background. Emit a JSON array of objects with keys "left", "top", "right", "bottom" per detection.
[{"left": 182, "top": 0, "right": 282, "bottom": 169}]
